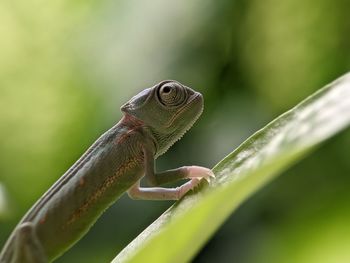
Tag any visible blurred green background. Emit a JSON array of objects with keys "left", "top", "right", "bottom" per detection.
[{"left": 1, "top": 0, "right": 350, "bottom": 262}]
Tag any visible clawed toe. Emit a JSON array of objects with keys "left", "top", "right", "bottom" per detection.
[{"left": 187, "top": 166, "right": 215, "bottom": 183}]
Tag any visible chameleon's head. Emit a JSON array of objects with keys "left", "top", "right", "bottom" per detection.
[{"left": 121, "top": 80, "right": 203, "bottom": 156}]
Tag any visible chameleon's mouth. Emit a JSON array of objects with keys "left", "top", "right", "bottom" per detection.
[{"left": 165, "top": 92, "right": 203, "bottom": 128}]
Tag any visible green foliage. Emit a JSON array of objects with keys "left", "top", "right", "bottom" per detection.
[
  {"left": 1, "top": 1, "right": 350, "bottom": 262},
  {"left": 113, "top": 73, "right": 350, "bottom": 263}
]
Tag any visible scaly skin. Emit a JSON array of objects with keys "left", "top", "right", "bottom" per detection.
[{"left": 0, "top": 80, "right": 214, "bottom": 263}]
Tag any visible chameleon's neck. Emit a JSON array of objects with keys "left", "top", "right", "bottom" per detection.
[{"left": 119, "top": 113, "right": 158, "bottom": 155}]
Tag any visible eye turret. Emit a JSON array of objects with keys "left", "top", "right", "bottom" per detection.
[{"left": 157, "top": 81, "right": 187, "bottom": 107}]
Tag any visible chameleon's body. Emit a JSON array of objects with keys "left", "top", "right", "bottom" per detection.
[{"left": 0, "top": 81, "right": 214, "bottom": 263}]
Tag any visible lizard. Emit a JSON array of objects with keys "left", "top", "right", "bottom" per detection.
[{"left": 0, "top": 80, "right": 215, "bottom": 263}]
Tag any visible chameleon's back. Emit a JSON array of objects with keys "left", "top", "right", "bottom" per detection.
[{"left": 0, "top": 123, "right": 145, "bottom": 262}]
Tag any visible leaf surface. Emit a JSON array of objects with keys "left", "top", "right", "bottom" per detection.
[{"left": 112, "top": 73, "right": 350, "bottom": 263}]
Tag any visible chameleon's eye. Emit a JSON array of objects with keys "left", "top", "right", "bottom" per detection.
[{"left": 158, "top": 82, "right": 187, "bottom": 107}]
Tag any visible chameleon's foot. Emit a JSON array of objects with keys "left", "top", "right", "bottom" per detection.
[
  {"left": 177, "top": 166, "right": 216, "bottom": 199},
  {"left": 185, "top": 166, "right": 215, "bottom": 183},
  {"left": 177, "top": 178, "right": 202, "bottom": 199}
]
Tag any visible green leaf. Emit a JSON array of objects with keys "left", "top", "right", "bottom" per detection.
[{"left": 112, "top": 73, "right": 350, "bottom": 263}]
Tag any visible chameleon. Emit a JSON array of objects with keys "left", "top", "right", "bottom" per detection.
[{"left": 0, "top": 80, "right": 215, "bottom": 263}]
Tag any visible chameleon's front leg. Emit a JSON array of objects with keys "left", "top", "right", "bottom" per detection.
[
  {"left": 127, "top": 146, "right": 214, "bottom": 200},
  {"left": 11, "top": 222, "right": 47, "bottom": 263}
]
